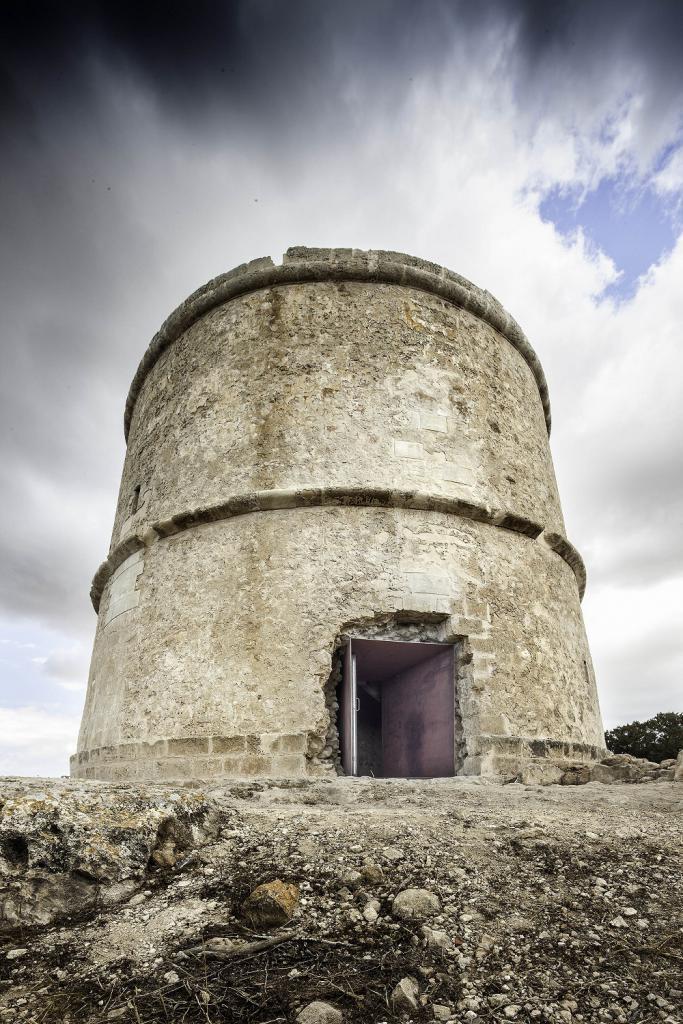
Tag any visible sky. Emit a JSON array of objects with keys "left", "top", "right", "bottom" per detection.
[{"left": 1, "top": 0, "right": 682, "bottom": 776}]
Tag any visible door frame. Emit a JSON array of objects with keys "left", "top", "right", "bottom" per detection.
[{"left": 341, "top": 636, "right": 456, "bottom": 778}]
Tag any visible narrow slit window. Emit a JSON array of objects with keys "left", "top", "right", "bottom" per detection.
[{"left": 130, "top": 484, "right": 141, "bottom": 514}]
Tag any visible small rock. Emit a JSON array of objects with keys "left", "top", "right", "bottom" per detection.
[
  {"left": 489, "top": 994, "right": 509, "bottom": 1008},
  {"left": 163, "top": 971, "right": 180, "bottom": 985},
  {"left": 391, "top": 976, "right": 420, "bottom": 1011},
  {"left": 360, "top": 861, "right": 384, "bottom": 883},
  {"left": 382, "top": 846, "right": 404, "bottom": 862},
  {"left": 433, "top": 1005, "right": 452, "bottom": 1021},
  {"left": 296, "top": 1000, "right": 343, "bottom": 1024},
  {"left": 6, "top": 948, "right": 28, "bottom": 960},
  {"left": 296, "top": 999, "right": 344, "bottom": 1024},
  {"left": 241, "top": 879, "right": 299, "bottom": 928},
  {"left": 392, "top": 888, "right": 441, "bottom": 922},
  {"left": 363, "top": 904, "right": 379, "bottom": 923},
  {"left": 622, "top": 907, "right": 638, "bottom": 917},
  {"left": 507, "top": 916, "right": 534, "bottom": 932},
  {"left": 609, "top": 916, "right": 628, "bottom": 928},
  {"left": 504, "top": 1007, "right": 522, "bottom": 1019},
  {"left": 422, "top": 925, "right": 454, "bottom": 951},
  {"left": 337, "top": 868, "right": 362, "bottom": 889}
]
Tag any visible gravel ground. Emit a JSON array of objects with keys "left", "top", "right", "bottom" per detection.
[{"left": 1, "top": 776, "right": 681, "bottom": 1023}]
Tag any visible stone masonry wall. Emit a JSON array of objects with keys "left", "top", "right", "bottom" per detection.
[
  {"left": 111, "top": 279, "right": 565, "bottom": 552},
  {"left": 75, "top": 507, "right": 602, "bottom": 781}
]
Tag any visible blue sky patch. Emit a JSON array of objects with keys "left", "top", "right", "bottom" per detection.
[{"left": 540, "top": 175, "right": 680, "bottom": 301}]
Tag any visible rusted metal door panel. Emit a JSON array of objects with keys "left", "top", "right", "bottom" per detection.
[
  {"left": 381, "top": 646, "right": 455, "bottom": 777},
  {"left": 340, "top": 641, "right": 357, "bottom": 775}
]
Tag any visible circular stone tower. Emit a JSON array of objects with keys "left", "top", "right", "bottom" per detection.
[{"left": 72, "top": 247, "right": 605, "bottom": 783}]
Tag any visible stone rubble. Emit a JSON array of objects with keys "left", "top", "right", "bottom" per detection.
[
  {"left": 0, "top": 773, "right": 681, "bottom": 1023},
  {"left": 559, "top": 751, "right": 681, "bottom": 786}
]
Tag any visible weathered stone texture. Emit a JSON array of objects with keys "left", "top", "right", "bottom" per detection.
[
  {"left": 74, "top": 248, "right": 604, "bottom": 781},
  {"left": 112, "top": 279, "right": 564, "bottom": 550}
]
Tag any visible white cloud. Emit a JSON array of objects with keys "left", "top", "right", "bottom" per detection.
[{"left": 0, "top": 706, "right": 80, "bottom": 777}]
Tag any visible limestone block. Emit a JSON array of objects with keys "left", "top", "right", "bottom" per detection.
[{"left": 394, "top": 439, "right": 424, "bottom": 459}]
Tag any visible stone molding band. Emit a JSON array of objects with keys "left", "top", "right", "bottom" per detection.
[
  {"left": 91, "top": 486, "right": 586, "bottom": 612},
  {"left": 124, "top": 247, "right": 552, "bottom": 441},
  {"left": 71, "top": 733, "right": 603, "bottom": 775}
]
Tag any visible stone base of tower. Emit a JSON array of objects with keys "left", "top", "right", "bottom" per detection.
[
  {"left": 70, "top": 733, "right": 605, "bottom": 783},
  {"left": 73, "top": 504, "right": 605, "bottom": 786}
]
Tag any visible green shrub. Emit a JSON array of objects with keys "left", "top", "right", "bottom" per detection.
[{"left": 605, "top": 711, "right": 683, "bottom": 762}]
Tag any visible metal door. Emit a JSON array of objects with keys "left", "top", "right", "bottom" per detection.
[
  {"left": 340, "top": 641, "right": 358, "bottom": 775},
  {"left": 381, "top": 646, "right": 455, "bottom": 777}
]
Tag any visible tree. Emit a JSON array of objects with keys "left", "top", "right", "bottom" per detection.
[{"left": 605, "top": 712, "right": 683, "bottom": 762}]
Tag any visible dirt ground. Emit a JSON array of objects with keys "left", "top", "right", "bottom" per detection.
[{"left": 1, "top": 776, "right": 681, "bottom": 1023}]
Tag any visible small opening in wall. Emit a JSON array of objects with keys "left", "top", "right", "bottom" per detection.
[
  {"left": 130, "top": 484, "right": 141, "bottom": 515},
  {"left": 336, "top": 637, "right": 456, "bottom": 778}
]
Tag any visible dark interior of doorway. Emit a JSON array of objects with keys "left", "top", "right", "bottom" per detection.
[{"left": 337, "top": 638, "right": 456, "bottom": 778}]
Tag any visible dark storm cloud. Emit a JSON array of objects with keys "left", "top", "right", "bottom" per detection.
[
  {"left": 4, "top": 0, "right": 683, "bottom": 135},
  {"left": 0, "top": 0, "right": 450, "bottom": 134}
]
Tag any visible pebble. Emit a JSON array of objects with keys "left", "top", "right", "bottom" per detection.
[
  {"left": 391, "top": 976, "right": 420, "bottom": 1011},
  {"left": 423, "top": 925, "right": 454, "bottom": 950},
  {"left": 296, "top": 1001, "right": 343, "bottom": 1024},
  {"left": 363, "top": 904, "right": 379, "bottom": 923},
  {"left": 433, "top": 1005, "right": 452, "bottom": 1021}
]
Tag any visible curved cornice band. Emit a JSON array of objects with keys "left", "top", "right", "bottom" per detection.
[
  {"left": 124, "top": 247, "right": 552, "bottom": 441},
  {"left": 91, "top": 486, "right": 586, "bottom": 612}
]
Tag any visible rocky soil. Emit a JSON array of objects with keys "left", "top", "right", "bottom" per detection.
[{"left": 1, "top": 776, "right": 681, "bottom": 1024}]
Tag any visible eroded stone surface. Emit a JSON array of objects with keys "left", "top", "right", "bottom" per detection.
[{"left": 0, "top": 778, "right": 221, "bottom": 930}]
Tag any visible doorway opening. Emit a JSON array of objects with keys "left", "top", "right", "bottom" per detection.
[{"left": 337, "top": 638, "right": 456, "bottom": 778}]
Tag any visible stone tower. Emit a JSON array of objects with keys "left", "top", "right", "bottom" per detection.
[{"left": 72, "top": 248, "right": 604, "bottom": 782}]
